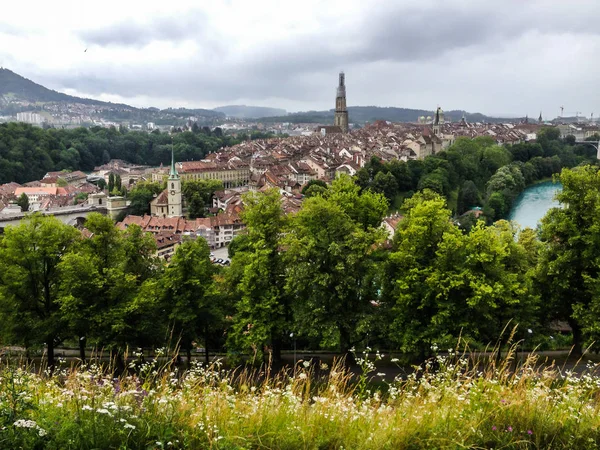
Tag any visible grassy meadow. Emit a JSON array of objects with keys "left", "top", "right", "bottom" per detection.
[{"left": 1, "top": 345, "right": 600, "bottom": 449}]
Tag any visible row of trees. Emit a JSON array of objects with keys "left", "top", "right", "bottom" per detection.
[
  {"left": 0, "top": 123, "right": 280, "bottom": 185},
  {"left": 1, "top": 167, "right": 600, "bottom": 368}
]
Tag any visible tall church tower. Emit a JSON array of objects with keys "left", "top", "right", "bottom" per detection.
[
  {"left": 433, "top": 106, "right": 444, "bottom": 136},
  {"left": 334, "top": 71, "right": 349, "bottom": 132},
  {"left": 167, "top": 145, "right": 182, "bottom": 218}
]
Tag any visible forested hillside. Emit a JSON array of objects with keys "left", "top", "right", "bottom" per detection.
[
  {"left": 258, "top": 106, "right": 516, "bottom": 124},
  {"left": 0, "top": 123, "right": 240, "bottom": 184},
  {"left": 0, "top": 68, "right": 113, "bottom": 105}
]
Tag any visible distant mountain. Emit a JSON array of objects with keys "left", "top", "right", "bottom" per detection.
[
  {"left": 214, "top": 105, "right": 287, "bottom": 119},
  {"left": 257, "top": 106, "right": 515, "bottom": 124},
  {"left": 0, "top": 68, "right": 129, "bottom": 107},
  {"left": 0, "top": 68, "right": 224, "bottom": 125}
]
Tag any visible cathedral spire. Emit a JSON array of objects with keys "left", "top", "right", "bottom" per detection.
[{"left": 334, "top": 71, "right": 349, "bottom": 132}]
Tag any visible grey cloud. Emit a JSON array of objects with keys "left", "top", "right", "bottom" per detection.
[
  {"left": 79, "top": 10, "right": 209, "bottom": 47},
  {"left": 0, "top": 22, "right": 26, "bottom": 36},
  {"left": 42, "top": 0, "right": 600, "bottom": 115}
]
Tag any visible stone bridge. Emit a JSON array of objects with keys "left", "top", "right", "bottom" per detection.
[
  {"left": 0, "top": 205, "right": 107, "bottom": 230},
  {"left": 574, "top": 139, "right": 600, "bottom": 160}
]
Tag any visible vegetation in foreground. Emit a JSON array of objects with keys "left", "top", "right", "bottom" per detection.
[{"left": 1, "top": 345, "right": 600, "bottom": 449}]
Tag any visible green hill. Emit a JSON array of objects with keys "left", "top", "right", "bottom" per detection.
[
  {"left": 0, "top": 68, "right": 129, "bottom": 107},
  {"left": 0, "top": 68, "right": 224, "bottom": 124},
  {"left": 258, "top": 106, "right": 513, "bottom": 124}
]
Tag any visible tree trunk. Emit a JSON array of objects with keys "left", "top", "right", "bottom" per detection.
[
  {"left": 271, "top": 332, "right": 282, "bottom": 363},
  {"left": 47, "top": 337, "right": 55, "bottom": 374},
  {"left": 186, "top": 347, "right": 192, "bottom": 369},
  {"left": 205, "top": 337, "right": 210, "bottom": 365},
  {"left": 113, "top": 350, "right": 126, "bottom": 375},
  {"left": 568, "top": 318, "right": 583, "bottom": 356},
  {"left": 79, "top": 337, "right": 86, "bottom": 362},
  {"left": 339, "top": 327, "right": 355, "bottom": 366}
]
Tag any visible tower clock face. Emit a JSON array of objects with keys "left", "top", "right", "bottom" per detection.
[{"left": 170, "top": 190, "right": 175, "bottom": 195}]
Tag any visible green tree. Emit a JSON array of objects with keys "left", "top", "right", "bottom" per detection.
[
  {"left": 108, "top": 173, "right": 115, "bottom": 193},
  {"left": 16, "top": 193, "right": 29, "bottom": 212},
  {"left": 430, "top": 220, "right": 538, "bottom": 348},
  {"left": 327, "top": 174, "right": 388, "bottom": 230},
  {"left": 58, "top": 214, "right": 157, "bottom": 365},
  {"left": 127, "top": 181, "right": 164, "bottom": 216},
  {"left": 160, "top": 238, "right": 218, "bottom": 365},
  {"left": 383, "top": 191, "right": 459, "bottom": 357},
  {"left": 0, "top": 214, "right": 79, "bottom": 368},
  {"left": 386, "top": 192, "right": 537, "bottom": 357},
  {"left": 371, "top": 170, "right": 399, "bottom": 201},
  {"left": 284, "top": 178, "right": 387, "bottom": 357},
  {"left": 457, "top": 180, "right": 481, "bottom": 214},
  {"left": 182, "top": 179, "right": 223, "bottom": 218},
  {"left": 537, "top": 166, "right": 600, "bottom": 354},
  {"left": 301, "top": 179, "right": 327, "bottom": 196},
  {"left": 228, "top": 189, "right": 289, "bottom": 362}
]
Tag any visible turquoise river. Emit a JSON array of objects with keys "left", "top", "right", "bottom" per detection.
[{"left": 507, "top": 181, "right": 563, "bottom": 229}]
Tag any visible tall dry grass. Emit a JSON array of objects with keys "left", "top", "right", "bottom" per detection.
[{"left": 0, "top": 338, "right": 600, "bottom": 449}]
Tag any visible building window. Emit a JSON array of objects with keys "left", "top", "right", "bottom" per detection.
[{"left": 171, "top": 183, "right": 174, "bottom": 189}]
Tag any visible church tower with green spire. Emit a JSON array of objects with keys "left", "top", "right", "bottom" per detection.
[{"left": 167, "top": 144, "right": 182, "bottom": 218}]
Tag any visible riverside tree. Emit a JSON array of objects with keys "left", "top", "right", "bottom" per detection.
[
  {"left": 386, "top": 191, "right": 538, "bottom": 356},
  {"left": 537, "top": 165, "right": 600, "bottom": 354}
]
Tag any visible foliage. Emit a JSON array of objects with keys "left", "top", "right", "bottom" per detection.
[
  {"left": 227, "top": 189, "right": 288, "bottom": 362},
  {"left": 0, "top": 214, "right": 80, "bottom": 367},
  {"left": 384, "top": 192, "right": 538, "bottom": 356},
  {"left": 57, "top": 214, "right": 158, "bottom": 358},
  {"left": 0, "top": 122, "right": 242, "bottom": 184},
  {"left": 126, "top": 181, "right": 164, "bottom": 216},
  {"left": 537, "top": 166, "right": 600, "bottom": 354},
  {"left": 182, "top": 179, "right": 223, "bottom": 218},
  {"left": 157, "top": 238, "right": 220, "bottom": 359},
  {"left": 284, "top": 176, "right": 388, "bottom": 354},
  {"left": 301, "top": 179, "right": 327, "bottom": 197},
  {"left": 16, "top": 193, "right": 29, "bottom": 212}
]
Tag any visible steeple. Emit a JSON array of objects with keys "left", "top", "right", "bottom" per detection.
[
  {"left": 538, "top": 111, "right": 543, "bottom": 123},
  {"left": 337, "top": 72, "right": 346, "bottom": 97},
  {"left": 169, "top": 142, "right": 178, "bottom": 179},
  {"left": 167, "top": 139, "right": 182, "bottom": 217},
  {"left": 433, "top": 106, "right": 443, "bottom": 135},
  {"left": 334, "top": 71, "right": 349, "bottom": 132}
]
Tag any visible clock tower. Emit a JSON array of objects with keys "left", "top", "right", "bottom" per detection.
[{"left": 167, "top": 145, "right": 182, "bottom": 218}]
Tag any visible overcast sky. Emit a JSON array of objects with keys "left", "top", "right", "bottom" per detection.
[{"left": 1, "top": 0, "right": 598, "bottom": 118}]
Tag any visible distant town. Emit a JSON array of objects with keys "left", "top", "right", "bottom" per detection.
[{"left": 0, "top": 70, "right": 598, "bottom": 263}]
